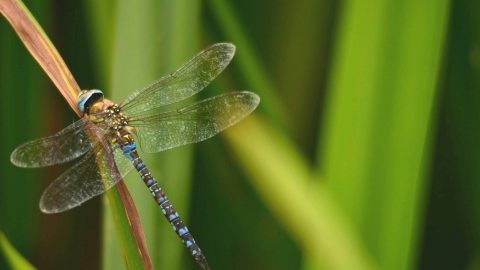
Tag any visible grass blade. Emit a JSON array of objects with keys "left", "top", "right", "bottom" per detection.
[
  {"left": 207, "top": 1, "right": 375, "bottom": 268},
  {"left": 0, "top": 231, "right": 36, "bottom": 270},
  {"left": 0, "top": 0, "right": 81, "bottom": 113},
  {"left": 0, "top": 1, "right": 152, "bottom": 268},
  {"left": 317, "top": 1, "right": 450, "bottom": 269},
  {"left": 206, "top": 0, "right": 288, "bottom": 130},
  {"left": 145, "top": 1, "right": 200, "bottom": 268},
  {"left": 224, "top": 114, "right": 375, "bottom": 270},
  {"left": 108, "top": 0, "right": 201, "bottom": 268}
]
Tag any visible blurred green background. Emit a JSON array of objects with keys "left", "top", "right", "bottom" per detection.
[{"left": 1, "top": 0, "right": 479, "bottom": 269}]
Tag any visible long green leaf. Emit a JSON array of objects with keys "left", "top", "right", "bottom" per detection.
[
  {"left": 98, "top": 0, "right": 201, "bottom": 269},
  {"left": 317, "top": 1, "right": 450, "bottom": 269},
  {"left": 84, "top": 0, "right": 116, "bottom": 84},
  {"left": 206, "top": 0, "right": 376, "bottom": 268},
  {"left": 0, "top": 231, "right": 36, "bottom": 270},
  {"left": 206, "top": 0, "right": 288, "bottom": 131},
  {"left": 0, "top": 1, "right": 151, "bottom": 269},
  {"left": 224, "top": 114, "right": 375, "bottom": 270},
  {"left": 144, "top": 1, "right": 200, "bottom": 269}
]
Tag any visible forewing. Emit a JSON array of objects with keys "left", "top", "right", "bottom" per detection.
[
  {"left": 40, "top": 136, "right": 134, "bottom": 213},
  {"left": 120, "top": 43, "right": 236, "bottom": 115},
  {"left": 10, "top": 117, "right": 99, "bottom": 168},
  {"left": 129, "top": 91, "right": 260, "bottom": 153}
]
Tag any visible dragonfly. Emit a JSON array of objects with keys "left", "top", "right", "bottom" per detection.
[{"left": 10, "top": 43, "right": 260, "bottom": 270}]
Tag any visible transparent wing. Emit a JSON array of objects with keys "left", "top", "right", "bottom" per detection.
[
  {"left": 39, "top": 135, "right": 134, "bottom": 213},
  {"left": 10, "top": 117, "right": 102, "bottom": 168},
  {"left": 120, "top": 43, "right": 236, "bottom": 115},
  {"left": 129, "top": 91, "right": 260, "bottom": 153}
]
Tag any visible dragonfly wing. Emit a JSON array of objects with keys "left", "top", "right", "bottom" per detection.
[
  {"left": 10, "top": 117, "right": 103, "bottom": 168},
  {"left": 111, "top": 144, "right": 136, "bottom": 175},
  {"left": 120, "top": 43, "right": 236, "bottom": 115},
  {"left": 40, "top": 137, "right": 134, "bottom": 213},
  {"left": 129, "top": 91, "right": 260, "bottom": 153}
]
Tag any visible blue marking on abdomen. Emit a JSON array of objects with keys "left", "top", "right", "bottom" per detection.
[
  {"left": 147, "top": 178, "right": 154, "bottom": 187},
  {"left": 136, "top": 162, "right": 145, "bottom": 170},
  {"left": 121, "top": 142, "right": 137, "bottom": 161},
  {"left": 122, "top": 142, "right": 136, "bottom": 153},
  {"left": 179, "top": 227, "right": 188, "bottom": 236},
  {"left": 169, "top": 212, "right": 179, "bottom": 221},
  {"left": 158, "top": 196, "right": 166, "bottom": 203}
]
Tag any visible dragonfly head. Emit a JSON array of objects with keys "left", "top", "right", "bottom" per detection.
[{"left": 77, "top": 89, "right": 104, "bottom": 114}]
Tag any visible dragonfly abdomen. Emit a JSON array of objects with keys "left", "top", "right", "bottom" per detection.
[{"left": 118, "top": 132, "right": 209, "bottom": 269}]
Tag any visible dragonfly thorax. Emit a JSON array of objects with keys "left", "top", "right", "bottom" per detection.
[
  {"left": 105, "top": 104, "right": 130, "bottom": 130},
  {"left": 78, "top": 90, "right": 130, "bottom": 130}
]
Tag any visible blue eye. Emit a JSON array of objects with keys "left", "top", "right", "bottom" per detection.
[{"left": 77, "top": 89, "right": 104, "bottom": 113}]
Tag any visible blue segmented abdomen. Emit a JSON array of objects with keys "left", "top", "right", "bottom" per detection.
[
  {"left": 119, "top": 139, "right": 208, "bottom": 268},
  {"left": 122, "top": 141, "right": 137, "bottom": 161}
]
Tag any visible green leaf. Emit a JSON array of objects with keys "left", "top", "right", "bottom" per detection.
[
  {"left": 224, "top": 114, "right": 376, "bottom": 270},
  {"left": 317, "top": 1, "right": 450, "bottom": 269},
  {"left": 0, "top": 1, "right": 152, "bottom": 269},
  {"left": 206, "top": 0, "right": 289, "bottom": 130},
  {"left": 92, "top": 0, "right": 201, "bottom": 268},
  {"left": 0, "top": 231, "right": 36, "bottom": 270},
  {"left": 104, "top": 184, "right": 151, "bottom": 270},
  {"left": 208, "top": 1, "right": 376, "bottom": 268}
]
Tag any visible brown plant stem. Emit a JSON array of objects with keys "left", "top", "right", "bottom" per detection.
[{"left": 0, "top": 0, "right": 153, "bottom": 269}]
